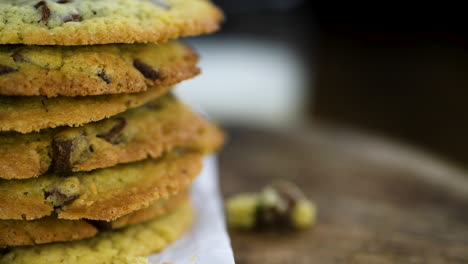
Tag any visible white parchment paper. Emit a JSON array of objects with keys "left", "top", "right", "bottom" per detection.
[{"left": 147, "top": 156, "right": 236, "bottom": 264}]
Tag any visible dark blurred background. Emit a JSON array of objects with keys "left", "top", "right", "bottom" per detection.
[{"left": 177, "top": 1, "right": 468, "bottom": 168}]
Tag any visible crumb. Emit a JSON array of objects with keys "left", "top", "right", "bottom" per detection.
[{"left": 225, "top": 181, "right": 317, "bottom": 230}]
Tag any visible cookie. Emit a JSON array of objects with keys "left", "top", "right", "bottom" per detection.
[
  {"left": 0, "top": 151, "right": 201, "bottom": 221},
  {"left": 0, "top": 86, "right": 172, "bottom": 134},
  {"left": 106, "top": 190, "right": 188, "bottom": 230},
  {"left": 0, "top": 192, "right": 188, "bottom": 247},
  {"left": 0, "top": 0, "right": 223, "bottom": 45},
  {"left": 0, "top": 41, "right": 199, "bottom": 97},
  {"left": 0, "top": 94, "right": 224, "bottom": 179},
  {"left": 0, "top": 217, "right": 98, "bottom": 248},
  {"left": 0, "top": 201, "right": 193, "bottom": 264}
]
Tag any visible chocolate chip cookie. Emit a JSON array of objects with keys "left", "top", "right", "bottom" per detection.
[
  {"left": 0, "top": 201, "right": 193, "bottom": 264},
  {"left": 0, "top": 86, "right": 172, "bottom": 134},
  {"left": 0, "top": 41, "right": 199, "bottom": 97},
  {"left": 0, "top": 94, "right": 224, "bottom": 179},
  {"left": 0, "top": 87, "right": 173, "bottom": 134},
  {"left": 0, "top": 151, "right": 201, "bottom": 221},
  {"left": 0, "top": 192, "right": 188, "bottom": 247},
  {"left": 0, "top": 0, "right": 223, "bottom": 45}
]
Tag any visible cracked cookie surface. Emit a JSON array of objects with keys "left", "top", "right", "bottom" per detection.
[
  {"left": 0, "top": 192, "right": 188, "bottom": 247},
  {"left": 0, "top": 201, "right": 193, "bottom": 264},
  {"left": 0, "top": 41, "right": 199, "bottom": 97},
  {"left": 0, "top": 0, "right": 223, "bottom": 45},
  {"left": 0, "top": 94, "right": 224, "bottom": 179},
  {"left": 0, "top": 151, "right": 201, "bottom": 220}
]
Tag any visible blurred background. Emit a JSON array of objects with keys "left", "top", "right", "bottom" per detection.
[{"left": 176, "top": 1, "right": 468, "bottom": 168}]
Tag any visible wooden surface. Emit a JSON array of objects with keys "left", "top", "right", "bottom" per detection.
[{"left": 219, "top": 126, "right": 468, "bottom": 264}]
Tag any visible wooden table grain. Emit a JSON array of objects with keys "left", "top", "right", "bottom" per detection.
[{"left": 219, "top": 126, "right": 468, "bottom": 264}]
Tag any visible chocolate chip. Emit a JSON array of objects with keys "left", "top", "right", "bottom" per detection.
[
  {"left": 256, "top": 192, "right": 293, "bottom": 228},
  {"left": 11, "top": 52, "right": 29, "bottom": 63},
  {"left": 133, "top": 59, "right": 161, "bottom": 81},
  {"left": 256, "top": 205, "right": 291, "bottom": 229},
  {"left": 253, "top": 182, "right": 307, "bottom": 229},
  {"left": 44, "top": 177, "right": 80, "bottom": 208},
  {"left": 97, "top": 118, "right": 127, "bottom": 144},
  {"left": 150, "top": 0, "right": 171, "bottom": 9},
  {"left": 52, "top": 130, "right": 91, "bottom": 173},
  {"left": 87, "top": 220, "right": 114, "bottom": 230},
  {"left": 0, "top": 65, "right": 16, "bottom": 75},
  {"left": 97, "top": 69, "right": 111, "bottom": 84},
  {"left": 52, "top": 139, "right": 72, "bottom": 173},
  {"left": 44, "top": 188, "right": 79, "bottom": 207},
  {"left": 34, "top": 1, "right": 51, "bottom": 24},
  {"left": 63, "top": 13, "right": 82, "bottom": 23}
]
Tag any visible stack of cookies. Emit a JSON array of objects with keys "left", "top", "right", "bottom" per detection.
[{"left": 0, "top": 0, "right": 224, "bottom": 263}]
